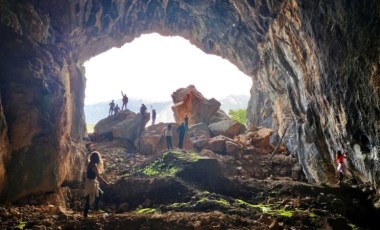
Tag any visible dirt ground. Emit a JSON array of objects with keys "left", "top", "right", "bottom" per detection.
[{"left": 1, "top": 140, "right": 379, "bottom": 230}]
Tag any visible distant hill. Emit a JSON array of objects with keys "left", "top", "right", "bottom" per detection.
[{"left": 84, "top": 95, "right": 249, "bottom": 125}]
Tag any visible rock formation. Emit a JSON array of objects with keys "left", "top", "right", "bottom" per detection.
[
  {"left": 0, "top": 0, "right": 379, "bottom": 201},
  {"left": 93, "top": 110, "right": 150, "bottom": 143},
  {"left": 171, "top": 85, "right": 229, "bottom": 125}
]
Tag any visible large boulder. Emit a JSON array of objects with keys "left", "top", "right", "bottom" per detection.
[
  {"left": 138, "top": 123, "right": 192, "bottom": 154},
  {"left": 248, "top": 127, "right": 275, "bottom": 148},
  {"left": 171, "top": 85, "right": 229, "bottom": 125},
  {"left": 187, "top": 123, "right": 211, "bottom": 151},
  {"left": 208, "top": 120, "right": 246, "bottom": 138},
  {"left": 203, "top": 135, "right": 234, "bottom": 155},
  {"left": 94, "top": 110, "right": 150, "bottom": 143}
]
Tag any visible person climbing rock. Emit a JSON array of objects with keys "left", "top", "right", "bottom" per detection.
[
  {"left": 108, "top": 100, "right": 115, "bottom": 116},
  {"left": 84, "top": 151, "right": 109, "bottom": 218},
  {"left": 121, "top": 91, "right": 128, "bottom": 110},
  {"left": 177, "top": 123, "right": 186, "bottom": 149}
]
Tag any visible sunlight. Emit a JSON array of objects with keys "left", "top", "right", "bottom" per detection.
[{"left": 83, "top": 33, "right": 251, "bottom": 105}]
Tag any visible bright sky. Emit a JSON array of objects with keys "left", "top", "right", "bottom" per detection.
[{"left": 84, "top": 33, "right": 251, "bottom": 105}]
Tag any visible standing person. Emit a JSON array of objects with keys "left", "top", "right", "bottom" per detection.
[
  {"left": 164, "top": 124, "right": 173, "bottom": 150},
  {"left": 184, "top": 114, "right": 189, "bottom": 131},
  {"left": 108, "top": 100, "right": 115, "bottom": 116},
  {"left": 140, "top": 104, "right": 147, "bottom": 118},
  {"left": 336, "top": 150, "right": 347, "bottom": 184},
  {"left": 177, "top": 123, "right": 186, "bottom": 149},
  {"left": 114, "top": 104, "right": 120, "bottom": 118},
  {"left": 121, "top": 91, "right": 128, "bottom": 110},
  {"left": 84, "top": 151, "right": 109, "bottom": 217},
  {"left": 152, "top": 109, "right": 156, "bottom": 126}
]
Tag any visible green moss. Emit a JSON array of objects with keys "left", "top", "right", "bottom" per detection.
[
  {"left": 216, "top": 198, "right": 230, "bottom": 206},
  {"left": 168, "top": 202, "right": 188, "bottom": 208},
  {"left": 18, "top": 221, "right": 27, "bottom": 229},
  {"left": 140, "top": 158, "right": 179, "bottom": 177},
  {"left": 348, "top": 224, "right": 359, "bottom": 230},
  {"left": 234, "top": 199, "right": 318, "bottom": 218},
  {"left": 135, "top": 208, "right": 158, "bottom": 214},
  {"left": 135, "top": 150, "right": 202, "bottom": 177}
]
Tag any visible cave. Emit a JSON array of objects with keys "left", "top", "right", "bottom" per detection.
[{"left": 0, "top": 0, "right": 379, "bottom": 213}]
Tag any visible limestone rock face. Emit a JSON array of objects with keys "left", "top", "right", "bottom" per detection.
[
  {"left": 171, "top": 85, "right": 229, "bottom": 125},
  {"left": 0, "top": 0, "right": 379, "bottom": 201}
]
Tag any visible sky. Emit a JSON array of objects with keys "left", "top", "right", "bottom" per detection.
[{"left": 83, "top": 33, "right": 252, "bottom": 105}]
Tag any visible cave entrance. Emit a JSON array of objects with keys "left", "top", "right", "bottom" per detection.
[{"left": 83, "top": 33, "right": 252, "bottom": 131}]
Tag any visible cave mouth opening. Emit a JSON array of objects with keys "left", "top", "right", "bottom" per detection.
[{"left": 83, "top": 33, "right": 252, "bottom": 130}]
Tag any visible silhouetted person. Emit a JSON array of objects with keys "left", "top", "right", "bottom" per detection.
[
  {"left": 177, "top": 123, "right": 186, "bottom": 149},
  {"left": 121, "top": 91, "right": 128, "bottom": 110},
  {"left": 84, "top": 151, "right": 109, "bottom": 218},
  {"left": 164, "top": 124, "right": 173, "bottom": 150},
  {"left": 109, "top": 100, "right": 115, "bottom": 116},
  {"left": 140, "top": 103, "right": 147, "bottom": 118},
  {"left": 184, "top": 114, "right": 189, "bottom": 130},
  {"left": 114, "top": 104, "right": 120, "bottom": 118},
  {"left": 152, "top": 109, "right": 156, "bottom": 126}
]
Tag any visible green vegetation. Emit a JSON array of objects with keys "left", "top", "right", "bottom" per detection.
[
  {"left": 348, "top": 224, "right": 359, "bottom": 230},
  {"left": 228, "top": 109, "right": 247, "bottom": 126},
  {"left": 135, "top": 208, "right": 158, "bottom": 214},
  {"left": 134, "top": 150, "right": 201, "bottom": 177},
  {"left": 141, "top": 158, "right": 179, "bottom": 176},
  {"left": 235, "top": 199, "right": 316, "bottom": 218},
  {"left": 18, "top": 221, "right": 27, "bottom": 229}
]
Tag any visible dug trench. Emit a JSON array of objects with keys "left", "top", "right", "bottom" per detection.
[{"left": 1, "top": 140, "right": 379, "bottom": 230}]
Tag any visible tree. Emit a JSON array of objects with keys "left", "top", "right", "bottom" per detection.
[{"left": 228, "top": 109, "right": 247, "bottom": 126}]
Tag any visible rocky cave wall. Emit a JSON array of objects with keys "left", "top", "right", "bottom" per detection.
[{"left": 0, "top": 0, "right": 379, "bottom": 201}]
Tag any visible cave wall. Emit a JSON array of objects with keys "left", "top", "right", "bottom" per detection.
[
  {"left": 246, "top": 0, "right": 380, "bottom": 185},
  {"left": 0, "top": 0, "right": 379, "bottom": 201}
]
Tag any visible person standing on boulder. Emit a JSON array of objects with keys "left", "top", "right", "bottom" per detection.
[
  {"left": 164, "top": 124, "right": 173, "bottom": 150},
  {"left": 114, "top": 104, "right": 120, "bottom": 118},
  {"left": 184, "top": 114, "right": 189, "bottom": 131},
  {"left": 177, "top": 123, "right": 186, "bottom": 149},
  {"left": 108, "top": 100, "right": 115, "bottom": 116},
  {"left": 152, "top": 109, "right": 156, "bottom": 126},
  {"left": 336, "top": 150, "right": 347, "bottom": 184},
  {"left": 84, "top": 151, "right": 109, "bottom": 217},
  {"left": 140, "top": 103, "right": 147, "bottom": 118},
  {"left": 121, "top": 91, "right": 128, "bottom": 110}
]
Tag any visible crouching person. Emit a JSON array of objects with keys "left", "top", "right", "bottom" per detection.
[{"left": 84, "top": 151, "right": 109, "bottom": 217}]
